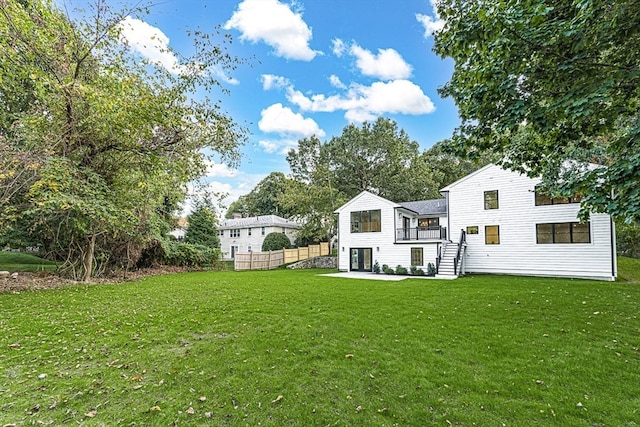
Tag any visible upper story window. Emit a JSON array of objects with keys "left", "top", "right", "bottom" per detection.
[
  {"left": 418, "top": 218, "right": 439, "bottom": 228},
  {"left": 248, "top": 228, "right": 252, "bottom": 236},
  {"left": 350, "top": 210, "right": 381, "bottom": 233},
  {"left": 484, "top": 190, "right": 499, "bottom": 210},
  {"left": 230, "top": 229, "right": 240, "bottom": 238},
  {"left": 536, "top": 222, "right": 591, "bottom": 244},
  {"left": 219, "top": 230, "right": 224, "bottom": 236},
  {"left": 261, "top": 227, "right": 266, "bottom": 236},
  {"left": 535, "top": 187, "right": 583, "bottom": 206}
]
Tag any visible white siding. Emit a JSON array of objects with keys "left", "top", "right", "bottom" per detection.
[
  {"left": 220, "top": 225, "right": 298, "bottom": 259},
  {"left": 336, "top": 192, "right": 440, "bottom": 271},
  {"left": 445, "top": 165, "right": 616, "bottom": 281}
]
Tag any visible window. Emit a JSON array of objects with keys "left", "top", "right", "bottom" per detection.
[
  {"left": 418, "top": 218, "right": 439, "bottom": 228},
  {"left": 411, "top": 248, "right": 423, "bottom": 266},
  {"left": 261, "top": 227, "right": 266, "bottom": 236},
  {"left": 536, "top": 222, "right": 591, "bottom": 244},
  {"left": 282, "top": 227, "right": 286, "bottom": 234},
  {"left": 219, "top": 230, "right": 224, "bottom": 237},
  {"left": 466, "top": 226, "right": 478, "bottom": 234},
  {"left": 248, "top": 228, "right": 252, "bottom": 236},
  {"left": 485, "top": 225, "right": 500, "bottom": 244},
  {"left": 350, "top": 210, "right": 381, "bottom": 233},
  {"left": 484, "top": 190, "right": 499, "bottom": 210},
  {"left": 535, "top": 188, "right": 583, "bottom": 206},
  {"left": 230, "top": 229, "right": 240, "bottom": 238},
  {"left": 248, "top": 246, "right": 252, "bottom": 252}
]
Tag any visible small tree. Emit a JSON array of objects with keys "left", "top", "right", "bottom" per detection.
[
  {"left": 261, "top": 232, "right": 291, "bottom": 252},
  {"left": 185, "top": 199, "right": 220, "bottom": 249}
]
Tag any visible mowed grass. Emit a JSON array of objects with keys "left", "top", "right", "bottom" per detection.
[
  {"left": 1, "top": 267, "right": 639, "bottom": 426},
  {"left": 0, "top": 251, "right": 57, "bottom": 273}
]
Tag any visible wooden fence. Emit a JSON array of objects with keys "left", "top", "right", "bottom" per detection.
[{"left": 234, "top": 242, "right": 330, "bottom": 271}]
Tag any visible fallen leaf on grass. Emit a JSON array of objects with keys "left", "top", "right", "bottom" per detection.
[
  {"left": 186, "top": 407, "right": 195, "bottom": 414},
  {"left": 150, "top": 406, "right": 161, "bottom": 412},
  {"left": 377, "top": 407, "right": 388, "bottom": 413},
  {"left": 271, "top": 395, "right": 284, "bottom": 404},
  {"left": 132, "top": 375, "right": 143, "bottom": 382},
  {"left": 355, "top": 405, "right": 364, "bottom": 412},
  {"left": 345, "top": 354, "right": 354, "bottom": 359},
  {"left": 8, "top": 343, "right": 20, "bottom": 349},
  {"left": 199, "top": 396, "right": 206, "bottom": 402},
  {"left": 85, "top": 410, "right": 97, "bottom": 418}
]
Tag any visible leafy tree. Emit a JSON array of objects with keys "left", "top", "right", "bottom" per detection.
[
  {"left": 434, "top": 0, "right": 640, "bottom": 221},
  {"left": 185, "top": 199, "right": 220, "bottom": 250},
  {"left": 225, "top": 172, "right": 294, "bottom": 218},
  {"left": 0, "top": 0, "right": 245, "bottom": 280},
  {"left": 261, "top": 232, "right": 291, "bottom": 252},
  {"left": 616, "top": 221, "right": 640, "bottom": 259}
]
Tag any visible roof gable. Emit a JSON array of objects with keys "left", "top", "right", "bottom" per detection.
[
  {"left": 334, "top": 191, "right": 399, "bottom": 213},
  {"left": 219, "top": 214, "right": 301, "bottom": 230},
  {"left": 439, "top": 163, "right": 498, "bottom": 192}
]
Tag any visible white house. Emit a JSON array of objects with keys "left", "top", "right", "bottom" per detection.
[
  {"left": 335, "top": 164, "right": 617, "bottom": 281},
  {"left": 219, "top": 214, "right": 301, "bottom": 260}
]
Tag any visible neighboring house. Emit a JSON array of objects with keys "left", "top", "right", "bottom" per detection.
[
  {"left": 335, "top": 164, "right": 617, "bottom": 281},
  {"left": 219, "top": 214, "right": 301, "bottom": 260},
  {"left": 168, "top": 217, "right": 188, "bottom": 241}
]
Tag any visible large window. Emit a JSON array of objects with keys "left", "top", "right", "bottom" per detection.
[
  {"left": 536, "top": 222, "right": 591, "bottom": 244},
  {"left": 535, "top": 188, "right": 583, "bottom": 206},
  {"left": 230, "top": 229, "right": 240, "bottom": 238},
  {"left": 485, "top": 225, "right": 500, "bottom": 244},
  {"left": 418, "top": 218, "right": 439, "bottom": 228},
  {"left": 484, "top": 190, "right": 499, "bottom": 210},
  {"left": 350, "top": 210, "right": 381, "bottom": 233},
  {"left": 411, "top": 248, "right": 423, "bottom": 266}
]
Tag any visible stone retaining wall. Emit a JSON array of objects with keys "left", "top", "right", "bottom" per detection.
[{"left": 287, "top": 256, "right": 337, "bottom": 269}]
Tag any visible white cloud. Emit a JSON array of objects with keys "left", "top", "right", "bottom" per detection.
[
  {"left": 258, "top": 103, "right": 325, "bottom": 137},
  {"left": 349, "top": 44, "right": 413, "bottom": 80},
  {"left": 286, "top": 80, "right": 435, "bottom": 122},
  {"left": 416, "top": 0, "right": 445, "bottom": 38},
  {"left": 332, "top": 38, "right": 347, "bottom": 57},
  {"left": 118, "top": 16, "right": 238, "bottom": 83},
  {"left": 261, "top": 74, "right": 291, "bottom": 90},
  {"left": 329, "top": 74, "right": 346, "bottom": 89},
  {"left": 224, "top": 0, "right": 321, "bottom": 61},
  {"left": 258, "top": 138, "right": 298, "bottom": 155},
  {"left": 205, "top": 161, "right": 238, "bottom": 178}
]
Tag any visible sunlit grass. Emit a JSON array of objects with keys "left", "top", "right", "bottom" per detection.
[
  {"left": 1, "top": 268, "right": 639, "bottom": 425},
  {"left": 0, "top": 251, "right": 57, "bottom": 273}
]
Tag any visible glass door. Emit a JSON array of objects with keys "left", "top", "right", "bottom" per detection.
[{"left": 350, "top": 248, "right": 372, "bottom": 272}]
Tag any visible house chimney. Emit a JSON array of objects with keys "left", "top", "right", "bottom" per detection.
[{"left": 232, "top": 212, "right": 242, "bottom": 219}]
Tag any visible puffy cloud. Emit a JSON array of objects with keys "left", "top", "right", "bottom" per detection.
[
  {"left": 349, "top": 44, "right": 413, "bottom": 80},
  {"left": 258, "top": 138, "right": 298, "bottom": 155},
  {"left": 416, "top": 0, "right": 445, "bottom": 38},
  {"left": 286, "top": 80, "right": 435, "bottom": 122},
  {"left": 331, "top": 38, "right": 347, "bottom": 57},
  {"left": 224, "top": 0, "right": 320, "bottom": 61},
  {"left": 205, "top": 162, "right": 238, "bottom": 178},
  {"left": 258, "top": 103, "right": 325, "bottom": 137},
  {"left": 118, "top": 17, "right": 237, "bottom": 83},
  {"left": 261, "top": 74, "right": 291, "bottom": 90},
  {"left": 329, "top": 74, "right": 346, "bottom": 89}
]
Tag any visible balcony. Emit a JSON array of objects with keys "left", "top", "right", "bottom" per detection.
[{"left": 396, "top": 226, "right": 447, "bottom": 242}]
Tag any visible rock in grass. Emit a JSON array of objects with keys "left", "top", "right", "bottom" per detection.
[{"left": 0, "top": 271, "right": 10, "bottom": 278}]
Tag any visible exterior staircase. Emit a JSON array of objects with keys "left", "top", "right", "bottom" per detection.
[{"left": 436, "top": 241, "right": 464, "bottom": 278}]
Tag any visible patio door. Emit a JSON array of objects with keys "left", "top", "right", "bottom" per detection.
[{"left": 350, "top": 248, "right": 372, "bottom": 272}]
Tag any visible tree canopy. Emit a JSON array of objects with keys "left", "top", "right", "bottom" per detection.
[
  {"left": 185, "top": 198, "right": 220, "bottom": 250},
  {"left": 0, "top": 0, "right": 245, "bottom": 279},
  {"left": 225, "top": 172, "right": 294, "bottom": 219},
  {"left": 434, "top": 0, "right": 640, "bottom": 221}
]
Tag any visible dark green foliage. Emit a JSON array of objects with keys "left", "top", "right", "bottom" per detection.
[
  {"left": 434, "top": 0, "right": 640, "bottom": 221},
  {"left": 410, "top": 265, "right": 425, "bottom": 276},
  {"left": 261, "top": 232, "right": 291, "bottom": 251},
  {"left": 185, "top": 205, "right": 220, "bottom": 249},
  {"left": 382, "top": 264, "right": 395, "bottom": 275},
  {"left": 395, "top": 265, "right": 408, "bottom": 275},
  {"left": 616, "top": 221, "right": 640, "bottom": 258},
  {"left": 161, "top": 240, "right": 221, "bottom": 268},
  {"left": 225, "top": 172, "right": 294, "bottom": 219},
  {"left": 373, "top": 261, "right": 381, "bottom": 274},
  {"left": 427, "top": 262, "right": 436, "bottom": 276}
]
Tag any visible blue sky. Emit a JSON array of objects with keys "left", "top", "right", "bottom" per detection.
[{"left": 70, "top": 0, "right": 457, "bottom": 211}]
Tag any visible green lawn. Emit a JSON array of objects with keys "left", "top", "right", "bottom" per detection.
[
  {"left": 0, "top": 251, "right": 57, "bottom": 273},
  {"left": 1, "top": 267, "right": 639, "bottom": 426}
]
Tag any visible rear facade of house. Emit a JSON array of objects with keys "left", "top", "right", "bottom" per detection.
[{"left": 335, "top": 164, "right": 617, "bottom": 281}]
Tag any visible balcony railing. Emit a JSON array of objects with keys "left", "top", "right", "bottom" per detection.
[{"left": 396, "top": 226, "right": 447, "bottom": 242}]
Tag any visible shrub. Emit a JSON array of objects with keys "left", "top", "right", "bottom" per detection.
[
  {"left": 427, "top": 263, "right": 436, "bottom": 276},
  {"left": 138, "top": 238, "right": 222, "bottom": 268},
  {"left": 383, "top": 264, "right": 395, "bottom": 275},
  {"left": 262, "top": 232, "right": 292, "bottom": 251},
  {"left": 395, "top": 265, "right": 408, "bottom": 275},
  {"left": 373, "top": 261, "right": 381, "bottom": 274},
  {"left": 413, "top": 267, "right": 425, "bottom": 276}
]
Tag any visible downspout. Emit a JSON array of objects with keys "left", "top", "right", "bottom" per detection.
[{"left": 610, "top": 217, "right": 617, "bottom": 280}]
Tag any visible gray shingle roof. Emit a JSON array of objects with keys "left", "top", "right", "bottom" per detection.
[
  {"left": 398, "top": 198, "right": 447, "bottom": 215},
  {"left": 219, "top": 214, "right": 301, "bottom": 230}
]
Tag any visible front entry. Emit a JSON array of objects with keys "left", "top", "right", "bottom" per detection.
[{"left": 350, "top": 248, "right": 372, "bottom": 272}]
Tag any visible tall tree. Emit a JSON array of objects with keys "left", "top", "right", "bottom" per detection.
[
  {"left": 225, "top": 172, "right": 294, "bottom": 218},
  {"left": 185, "top": 198, "right": 220, "bottom": 249},
  {"left": 434, "top": 0, "right": 640, "bottom": 221},
  {"left": 0, "top": 0, "right": 245, "bottom": 279}
]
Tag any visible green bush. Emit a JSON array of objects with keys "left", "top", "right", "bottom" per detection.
[
  {"left": 262, "top": 232, "right": 292, "bottom": 251},
  {"left": 410, "top": 265, "right": 425, "bottom": 276},
  {"left": 427, "top": 263, "right": 436, "bottom": 276},
  {"left": 373, "top": 261, "right": 381, "bottom": 274},
  {"left": 382, "top": 264, "right": 395, "bottom": 275},
  {"left": 141, "top": 239, "right": 222, "bottom": 268},
  {"left": 395, "top": 265, "right": 408, "bottom": 275}
]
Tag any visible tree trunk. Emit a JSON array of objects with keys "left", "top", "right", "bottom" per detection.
[{"left": 82, "top": 233, "right": 96, "bottom": 282}]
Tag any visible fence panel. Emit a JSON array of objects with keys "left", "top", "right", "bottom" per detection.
[{"left": 234, "top": 243, "right": 331, "bottom": 271}]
